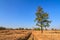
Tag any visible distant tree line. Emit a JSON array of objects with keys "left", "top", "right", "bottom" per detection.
[
  {"left": 0, "top": 26, "right": 32, "bottom": 30},
  {"left": 0, "top": 27, "right": 6, "bottom": 30},
  {"left": 15, "top": 28, "right": 32, "bottom": 30},
  {"left": 0, "top": 26, "right": 59, "bottom": 30}
]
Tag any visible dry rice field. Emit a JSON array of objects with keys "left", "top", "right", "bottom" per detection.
[
  {"left": 0, "top": 30, "right": 60, "bottom": 40},
  {"left": 0, "top": 30, "right": 31, "bottom": 40},
  {"left": 32, "top": 30, "right": 60, "bottom": 40}
]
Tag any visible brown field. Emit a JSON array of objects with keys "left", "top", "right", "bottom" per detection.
[
  {"left": 0, "top": 30, "right": 31, "bottom": 40},
  {"left": 0, "top": 30, "right": 60, "bottom": 40},
  {"left": 32, "top": 30, "right": 60, "bottom": 40}
]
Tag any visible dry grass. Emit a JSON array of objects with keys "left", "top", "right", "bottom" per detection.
[
  {"left": 0, "top": 30, "right": 31, "bottom": 40},
  {"left": 0, "top": 30, "right": 60, "bottom": 40},
  {"left": 32, "top": 30, "right": 60, "bottom": 40}
]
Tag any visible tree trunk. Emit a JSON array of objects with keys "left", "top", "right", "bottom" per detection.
[
  {"left": 41, "top": 22, "right": 43, "bottom": 33},
  {"left": 45, "top": 27, "right": 47, "bottom": 30},
  {"left": 41, "top": 26, "right": 43, "bottom": 33}
]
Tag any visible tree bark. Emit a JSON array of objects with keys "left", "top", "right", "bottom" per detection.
[
  {"left": 41, "top": 26, "right": 43, "bottom": 33},
  {"left": 41, "top": 22, "right": 43, "bottom": 33}
]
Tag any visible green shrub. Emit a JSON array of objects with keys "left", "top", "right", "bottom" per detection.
[{"left": 34, "top": 28, "right": 40, "bottom": 30}]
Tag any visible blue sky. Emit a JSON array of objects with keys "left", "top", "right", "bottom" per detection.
[{"left": 0, "top": 0, "right": 60, "bottom": 29}]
